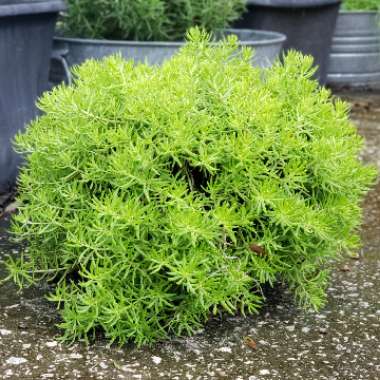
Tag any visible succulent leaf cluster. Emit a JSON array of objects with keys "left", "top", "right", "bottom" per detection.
[
  {"left": 5, "top": 30, "right": 376, "bottom": 346},
  {"left": 343, "top": 0, "right": 380, "bottom": 11}
]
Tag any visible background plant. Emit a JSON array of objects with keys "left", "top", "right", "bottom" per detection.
[
  {"left": 343, "top": 0, "right": 380, "bottom": 11},
  {"left": 60, "top": 0, "right": 245, "bottom": 41},
  {"left": 4, "top": 30, "right": 376, "bottom": 346}
]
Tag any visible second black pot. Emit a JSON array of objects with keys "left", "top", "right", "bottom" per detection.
[
  {"left": 234, "top": 0, "right": 342, "bottom": 84},
  {"left": 0, "top": 0, "right": 65, "bottom": 192}
]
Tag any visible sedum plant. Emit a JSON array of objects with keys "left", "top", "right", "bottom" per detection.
[
  {"left": 4, "top": 30, "right": 376, "bottom": 346},
  {"left": 61, "top": 0, "right": 245, "bottom": 41},
  {"left": 343, "top": 0, "right": 380, "bottom": 10}
]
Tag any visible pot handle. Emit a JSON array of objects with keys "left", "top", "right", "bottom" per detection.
[{"left": 50, "top": 47, "right": 72, "bottom": 86}]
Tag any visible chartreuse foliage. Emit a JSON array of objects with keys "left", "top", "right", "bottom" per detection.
[
  {"left": 4, "top": 30, "right": 375, "bottom": 346},
  {"left": 61, "top": 0, "right": 245, "bottom": 41},
  {"left": 343, "top": 0, "right": 380, "bottom": 10}
]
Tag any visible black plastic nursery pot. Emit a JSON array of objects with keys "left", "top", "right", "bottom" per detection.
[
  {"left": 234, "top": 0, "right": 342, "bottom": 84},
  {"left": 0, "top": 0, "right": 65, "bottom": 192}
]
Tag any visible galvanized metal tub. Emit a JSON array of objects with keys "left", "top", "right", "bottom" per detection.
[
  {"left": 327, "top": 11, "right": 380, "bottom": 88},
  {"left": 50, "top": 29, "right": 286, "bottom": 85}
]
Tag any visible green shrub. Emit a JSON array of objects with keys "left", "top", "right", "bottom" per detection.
[
  {"left": 343, "top": 0, "right": 380, "bottom": 11},
  {"left": 61, "top": 0, "right": 245, "bottom": 41},
  {"left": 4, "top": 30, "right": 376, "bottom": 346}
]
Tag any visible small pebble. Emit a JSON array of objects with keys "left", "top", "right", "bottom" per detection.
[
  {"left": 218, "top": 346, "right": 232, "bottom": 353},
  {"left": 152, "top": 356, "right": 162, "bottom": 365},
  {"left": 45, "top": 341, "right": 58, "bottom": 348},
  {"left": 69, "top": 353, "right": 83, "bottom": 359},
  {"left": 6, "top": 357, "right": 27, "bottom": 365}
]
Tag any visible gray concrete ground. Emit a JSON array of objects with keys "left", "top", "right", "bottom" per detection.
[{"left": 0, "top": 91, "right": 379, "bottom": 380}]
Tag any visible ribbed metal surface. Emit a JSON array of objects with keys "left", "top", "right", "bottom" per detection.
[{"left": 327, "top": 11, "right": 380, "bottom": 88}]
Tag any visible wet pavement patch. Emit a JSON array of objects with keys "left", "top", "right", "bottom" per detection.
[{"left": 0, "top": 91, "right": 379, "bottom": 380}]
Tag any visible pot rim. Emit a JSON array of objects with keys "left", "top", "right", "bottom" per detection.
[
  {"left": 0, "top": 1, "right": 65, "bottom": 17},
  {"left": 339, "top": 10, "right": 380, "bottom": 15},
  {"left": 54, "top": 29, "right": 287, "bottom": 47},
  {"left": 246, "top": 0, "right": 341, "bottom": 8}
]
